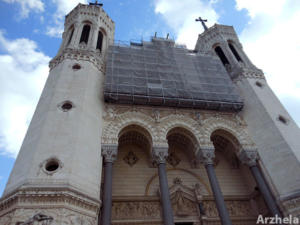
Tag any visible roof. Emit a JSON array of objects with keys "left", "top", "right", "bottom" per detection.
[{"left": 104, "top": 38, "right": 243, "bottom": 111}]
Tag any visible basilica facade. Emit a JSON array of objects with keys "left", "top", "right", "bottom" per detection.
[{"left": 0, "top": 3, "right": 299, "bottom": 225}]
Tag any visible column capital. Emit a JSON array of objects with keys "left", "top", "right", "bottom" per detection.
[
  {"left": 152, "top": 146, "right": 169, "bottom": 164},
  {"left": 196, "top": 145, "right": 215, "bottom": 166},
  {"left": 238, "top": 148, "right": 259, "bottom": 167},
  {"left": 102, "top": 144, "right": 118, "bottom": 163}
]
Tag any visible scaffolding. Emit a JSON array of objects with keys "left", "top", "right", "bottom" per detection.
[{"left": 104, "top": 38, "right": 243, "bottom": 111}]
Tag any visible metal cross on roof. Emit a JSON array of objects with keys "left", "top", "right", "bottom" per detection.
[
  {"left": 89, "top": 0, "right": 103, "bottom": 6},
  {"left": 195, "top": 17, "right": 208, "bottom": 31}
]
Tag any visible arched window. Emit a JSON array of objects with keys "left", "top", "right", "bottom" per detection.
[
  {"left": 215, "top": 46, "right": 230, "bottom": 66},
  {"left": 96, "top": 31, "right": 103, "bottom": 51},
  {"left": 79, "top": 24, "right": 91, "bottom": 44},
  {"left": 67, "top": 28, "right": 74, "bottom": 46},
  {"left": 228, "top": 43, "right": 243, "bottom": 62}
]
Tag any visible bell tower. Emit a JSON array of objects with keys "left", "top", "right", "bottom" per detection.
[
  {"left": 195, "top": 24, "right": 300, "bottom": 216},
  {"left": 0, "top": 3, "right": 114, "bottom": 224}
]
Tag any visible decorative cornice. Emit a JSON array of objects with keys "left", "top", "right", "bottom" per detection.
[
  {"left": 65, "top": 3, "right": 115, "bottom": 29},
  {"left": 49, "top": 48, "right": 105, "bottom": 72},
  {"left": 102, "top": 144, "right": 118, "bottom": 163},
  {"left": 0, "top": 187, "right": 100, "bottom": 218},
  {"left": 231, "top": 67, "right": 265, "bottom": 82}
]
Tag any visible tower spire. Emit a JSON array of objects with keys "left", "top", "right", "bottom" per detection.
[{"left": 195, "top": 17, "right": 208, "bottom": 31}]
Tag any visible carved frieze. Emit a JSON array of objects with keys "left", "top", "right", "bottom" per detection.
[
  {"left": 0, "top": 188, "right": 100, "bottom": 221},
  {"left": 203, "top": 200, "right": 257, "bottom": 218},
  {"left": 49, "top": 48, "right": 105, "bottom": 72},
  {"left": 112, "top": 201, "right": 161, "bottom": 220}
]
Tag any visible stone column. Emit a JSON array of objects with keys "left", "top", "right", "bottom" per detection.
[
  {"left": 88, "top": 24, "right": 97, "bottom": 50},
  {"left": 70, "top": 22, "right": 81, "bottom": 48},
  {"left": 197, "top": 146, "right": 233, "bottom": 225},
  {"left": 101, "top": 145, "right": 118, "bottom": 225},
  {"left": 153, "top": 147, "right": 174, "bottom": 225},
  {"left": 238, "top": 149, "right": 282, "bottom": 217}
]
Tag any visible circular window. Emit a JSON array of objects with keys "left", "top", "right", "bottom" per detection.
[
  {"left": 72, "top": 64, "right": 81, "bottom": 70},
  {"left": 278, "top": 115, "right": 289, "bottom": 125},
  {"left": 255, "top": 81, "right": 263, "bottom": 88},
  {"left": 62, "top": 102, "right": 72, "bottom": 111},
  {"left": 59, "top": 101, "right": 74, "bottom": 112},
  {"left": 45, "top": 160, "right": 59, "bottom": 172},
  {"left": 41, "top": 157, "right": 62, "bottom": 175}
]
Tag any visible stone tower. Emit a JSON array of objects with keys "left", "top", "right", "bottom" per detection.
[
  {"left": 0, "top": 3, "right": 114, "bottom": 224},
  {"left": 1, "top": 3, "right": 300, "bottom": 225},
  {"left": 195, "top": 25, "right": 300, "bottom": 216}
]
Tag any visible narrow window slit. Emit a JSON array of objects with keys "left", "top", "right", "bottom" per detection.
[
  {"left": 215, "top": 46, "right": 230, "bottom": 66},
  {"left": 97, "top": 31, "right": 103, "bottom": 51},
  {"left": 80, "top": 24, "right": 91, "bottom": 44},
  {"left": 228, "top": 43, "right": 243, "bottom": 62}
]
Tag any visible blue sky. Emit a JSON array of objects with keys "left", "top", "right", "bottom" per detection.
[{"left": 0, "top": 0, "right": 300, "bottom": 196}]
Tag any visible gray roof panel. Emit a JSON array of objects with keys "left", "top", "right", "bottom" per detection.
[{"left": 104, "top": 38, "right": 243, "bottom": 111}]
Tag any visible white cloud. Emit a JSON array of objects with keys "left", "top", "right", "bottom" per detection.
[
  {"left": 46, "top": 0, "right": 88, "bottom": 37},
  {"left": 2, "top": 0, "right": 44, "bottom": 18},
  {"left": 236, "top": 0, "right": 300, "bottom": 125},
  {"left": 235, "top": 0, "right": 286, "bottom": 18},
  {"left": 154, "top": 0, "right": 219, "bottom": 48},
  {"left": 0, "top": 31, "right": 50, "bottom": 158}
]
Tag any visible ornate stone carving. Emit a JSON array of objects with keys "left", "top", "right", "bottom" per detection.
[
  {"left": 0, "top": 188, "right": 100, "bottom": 221},
  {"left": 238, "top": 149, "right": 259, "bottom": 167},
  {"left": 101, "top": 110, "right": 157, "bottom": 146},
  {"left": 101, "top": 106, "right": 257, "bottom": 165},
  {"left": 152, "top": 109, "right": 160, "bottom": 123},
  {"left": 281, "top": 195, "right": 300, "bottom": 216},
  {"left": 172, "top": 189, "right": 198, "bottom": 216},
  {"left": 201, "top": 115, "right": 256, "bottom": 149},
  {"left": 196, "top": 146, "right": 215, "bottom": 165},
  {"left": 166, "top": 151, "right": 180, "bottom": 167},
  {"left": 203, "top": 199, "right": 257, "bottom": 218},
  {"left": 103, "top": 106, "right": 116, "bottom": 120},
  {"left": 20, "top": 213, "right": 53, "bottom": 225},
  {"left": 112, "top": 201, "right": 161, "bottom": 220},
  {"left": 1, "top": 207, "right": 97, "bottom": 225},
  {"left": 225, "top": 200, "right": 257, "bottom": 217},
  {"left": 49, "top": 48, "right": 105, "bottom": 72},
  {"left": 194, "top": 183, "right": 204, "bottom": 202},
  {"left": 195, "top": 112, "right": 202, "bottom": 125},
  {"left": 123, "top": 151, "right": 139, "bottom": 167},
  {"left": 152, "top": 147, "right": 168, "bottom": 164},
  {"left": 234, "top": 114, "right": 246, "bottom": 126},
  {"left": 102, "top": 144, "right": 118, "bottom": 163}
]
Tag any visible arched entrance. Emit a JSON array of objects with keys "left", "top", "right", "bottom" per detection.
[{"left": 208, "top": 129, "right": 268, "bottom": 223}]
